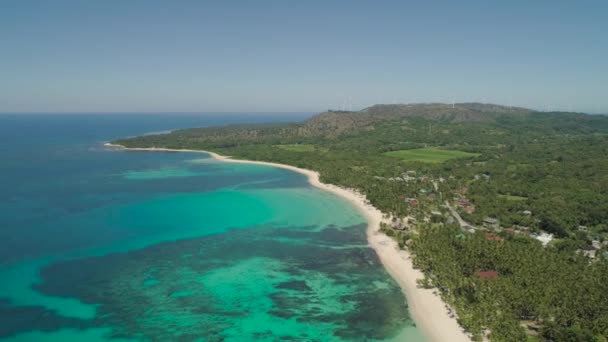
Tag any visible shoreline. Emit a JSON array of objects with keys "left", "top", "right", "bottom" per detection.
[{"left": 104, "top": 143, "right": 470, "bottom": 342}]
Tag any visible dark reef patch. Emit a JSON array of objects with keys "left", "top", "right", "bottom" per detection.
[
  {"left": 8, "top": 224, "right": 414, "bottom": 340},
  {"left": 0, "top": 300, "right": 90, "bottom": 338}
]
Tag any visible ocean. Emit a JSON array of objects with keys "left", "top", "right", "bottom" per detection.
[{"left": 0, "top": 113, "right": 423, "bottom": 341}]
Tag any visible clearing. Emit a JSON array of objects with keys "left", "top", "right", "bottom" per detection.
[
  {"left": 384, "top": 147, "right": 480, "bottom": 163},
  {"left": 275, "top": 144, "right": 317, "bottom": 152}
]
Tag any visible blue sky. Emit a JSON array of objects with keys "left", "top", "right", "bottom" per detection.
[{"left": 1, "top": 1, "right": 607, "bottom": 113}]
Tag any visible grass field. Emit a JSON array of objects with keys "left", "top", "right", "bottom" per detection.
[
  {"left": 498, "top": 194, "right": 528, "bottom": 201},
  {"left": 384, "top": 147, "right": 480, "bottom": 163},
  {"left": 275, "top": 144, "right": 317, "bottom": 152}
]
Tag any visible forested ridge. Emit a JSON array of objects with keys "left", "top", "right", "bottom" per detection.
[{"left": 114, "top": 103, "right": 608, "bottom": 341}]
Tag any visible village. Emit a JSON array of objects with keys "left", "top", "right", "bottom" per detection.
[{"left": 378, "top": 169, "right": 608, "bottom": 271}]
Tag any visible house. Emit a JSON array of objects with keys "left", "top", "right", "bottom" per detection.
[
  {"left": 459, "top": 198, "right": 470, "bottom": 205},
  {"left": 404, "top": 198, "right": 419, "bottom": 207},
  {"left": 390, "top": 216, "right": 415, "bottom": 231},
  {"left": 483, "top": 217, "right": 499, "bottom": 225},
  {"left": 457, "top": 198, "right": 476, "bottom": 213},
  {"left": 483, "top": 217, "right": 500, "bottom": 229},
  {"left": 476, "top": 271, "right": 499, "bottom": 279},
  {"left": 578, "top": 225, "right": 588, "bottom": 232},
  {"left": 514, "top": 225, "right": 531, "bottom": 236},
  {"left": 401, "top": 174, "right": 416, "bottom": 182},
  {"left": 535, "top": 232, "right": 554, "bottom": 246},
  {"left": 390, "top": 218, "right": 405, "bottom": 230},
  {"left": 578, "top": 245, "right": 597, "bottom": 259},
  {"left": 485, "top": 232, "right": 504, "bottom": 242},
  {"left": 522, "top": 210, "right": 532, "bottom": 216}
]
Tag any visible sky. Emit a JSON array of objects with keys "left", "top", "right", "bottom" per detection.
[{"left": 1, "top": 1, "right": 607, "bottom": 113}]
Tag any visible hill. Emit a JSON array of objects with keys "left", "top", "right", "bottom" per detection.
[
  {"left": 300, "top": 103, "right": 532, "bottom": 137},
  {"left": 115, "top": 103, "right": 608, "bottom": 147}
]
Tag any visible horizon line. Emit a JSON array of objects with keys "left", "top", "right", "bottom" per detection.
[
  {"left": 0, "top": 111, "right": 317, "bottom": 115},
  {"left": 0, "top": 102, "right": 605, "bottom": 115}
]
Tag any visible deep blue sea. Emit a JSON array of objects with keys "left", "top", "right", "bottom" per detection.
[{"left": 0, "top": 113, "right": 422, "bottom": 341}]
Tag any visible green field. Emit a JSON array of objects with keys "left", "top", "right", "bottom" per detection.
[
  {"left": 384, "top": 147, "right": 480, "bottom": 163},
  {"left": 498, "top": 194, "right": 528, "bottom": 201},
  {"left": 275, "top": 144, "right": 316, "bottom": 152}
]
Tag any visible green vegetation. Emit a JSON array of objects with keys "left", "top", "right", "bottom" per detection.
[
  {"left": 275, "top": 144, "right": 317, "bottom": 152},
  {"left": 412, "top": 225, "right": 608, "bottom": 341},
  {"left": 497, "top": 194, "right": 528, "bottom": 201},
  {"left": 384, "top": 147, "right": 480, "bottom": 163},
  {"left": 114, "top": 103, "right": 608, "bottom": 341}
]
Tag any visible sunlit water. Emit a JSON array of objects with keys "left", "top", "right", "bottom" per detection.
[{"left": 0, "top": 113, "right": 424, "bottom": 341}]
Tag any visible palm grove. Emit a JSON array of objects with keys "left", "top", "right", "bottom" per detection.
[{"left": 114, "top": 103, "right": 608, "bottom": 341}]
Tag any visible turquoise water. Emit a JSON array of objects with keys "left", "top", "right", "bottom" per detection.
[{"left": 0, "top": 114, "right": 423, "bottom": 341}]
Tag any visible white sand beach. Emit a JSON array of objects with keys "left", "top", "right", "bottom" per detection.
[{"left": 104, "top": 143, "right": 471, "bottom": 342}]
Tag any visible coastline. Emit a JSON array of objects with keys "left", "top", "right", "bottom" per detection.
[{"left": 104, "top": 143, "right": 470, "bottom": 342}]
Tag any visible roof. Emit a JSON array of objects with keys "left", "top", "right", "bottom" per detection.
[
  {"left": 485, "top": 232, "right": 504, "bottom": 242},
  {"left": 476, "top": 271, "right": 498, "bottom": 279}
]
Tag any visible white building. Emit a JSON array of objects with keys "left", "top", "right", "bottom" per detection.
[{"left": 535, "top": 232, "right": 554, "bottom": 246}]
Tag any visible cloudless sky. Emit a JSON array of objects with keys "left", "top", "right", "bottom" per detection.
[{"left": 1, "top": 1, "right": 607, "bottom": 113}]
